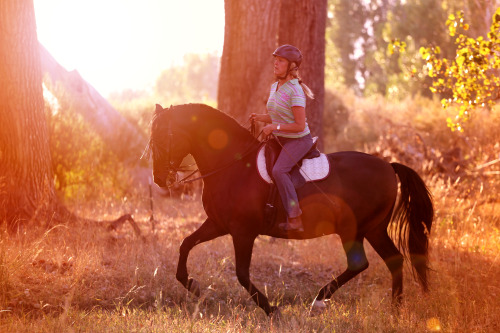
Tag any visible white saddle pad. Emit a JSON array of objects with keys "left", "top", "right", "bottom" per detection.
[{"left": 256, "top": 145, "right": 330, "bottom": 184}]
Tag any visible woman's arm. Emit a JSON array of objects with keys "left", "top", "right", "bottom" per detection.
[{"left": 262, "top": 106, "right": 306, "bottom": 136}]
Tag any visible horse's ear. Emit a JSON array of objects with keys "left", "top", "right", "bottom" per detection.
[{"left": 155, "top": 104, "right": 163, "bottom": 113}]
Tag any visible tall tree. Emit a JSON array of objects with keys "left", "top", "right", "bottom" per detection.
[
  {"left": 329, "top": 0, "right": 368, "bottom": 93},
  {"left": 0, "top": 0, "right": 59, "bottom": 228},
  {"left": 218, "top": 0, "right": 327, "bottom": 145},
  {"left": 218, "top": 0, "right": 280, "bottom": 124},
  {"left": 278, "top": 0, "right": 327, "bottom": 144},
  {"left": 457, "top": 0, "right": 500, "bottom": 37}
]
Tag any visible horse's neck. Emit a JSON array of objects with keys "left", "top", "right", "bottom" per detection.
[
  {"left": 191, "top": 127, "right": 258, "bottom": 176},
  {"left": 193, "top": 138, "right": 257, "bottom": 175},
  {"left": 180, "top": 106, "right": 258, "bottom": 175}
]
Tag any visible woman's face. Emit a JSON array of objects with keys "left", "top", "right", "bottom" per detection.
[{"left": 274, "top": 56, "right": 289, "bottom": 77}]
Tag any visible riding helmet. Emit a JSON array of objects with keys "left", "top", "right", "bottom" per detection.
[{"left": 273, "top": 45, "right": 302, "bottom": 68}]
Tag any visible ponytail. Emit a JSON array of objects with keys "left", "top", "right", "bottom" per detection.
[
  {"left": 289, "top": 66, "right": 314, "bottom": 99},
  {"left": 299, "top": 80, "right": 315, "bottom": 99}
]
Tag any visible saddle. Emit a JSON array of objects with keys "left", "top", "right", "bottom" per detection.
[
  {"left": 257, "top": 137, "right": 330, "bottom": 225},
  {"left": 256, "top": 136, "right": 330, "bottom": 188}
]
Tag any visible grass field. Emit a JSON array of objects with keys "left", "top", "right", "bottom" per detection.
[
  {"left": 2, "top": 93, "right": 500, "bottom": 332},
  {"left": 1, "top": 173, "right": 499, "bottom": 332}
]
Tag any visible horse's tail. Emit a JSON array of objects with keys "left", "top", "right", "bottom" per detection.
[{"left": 391, "top": 162, "right": 434, "bottom": 292}]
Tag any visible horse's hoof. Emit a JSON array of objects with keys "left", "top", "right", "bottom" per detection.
[
  {"left": 188, "top": 278, "right": 201, "bottom": 297},
  {"left": 309, "top": 299, "right": 328, "bottom": 316}
]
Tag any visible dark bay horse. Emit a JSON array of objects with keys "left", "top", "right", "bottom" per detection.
[{"left": 146, "top": 103, "right": 433, "bottom": 316}]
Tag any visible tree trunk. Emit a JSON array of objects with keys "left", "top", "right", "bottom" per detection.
[
  {"left": 218, "top": 0, "right": 326, "bottom": 148},
  {"left": 279, "top": 0, "right": 327, "bottom": 147},
  {"left": 40, "top": 45, "right": 147, "bottom": 164},
  {"left": 217, "top": 0, "right": 281, "bottom": 124},
  {"left": 0, "top": 0, "right": 56, "bottom": 228}
]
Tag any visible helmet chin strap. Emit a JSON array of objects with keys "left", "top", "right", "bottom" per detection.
[
  {"left": 276, "top": 62, "right": 299, "bottom": 81},
  {"left": 277, "top": 62, "right": 292, "bottom": 80}
]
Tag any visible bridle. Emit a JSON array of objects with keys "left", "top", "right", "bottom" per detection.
[
  {"left": 159, "top": 109, "right": 194, "bottom": 186},
  {"left": 154, "top": 111, "right": 263, "bottom": 187}
]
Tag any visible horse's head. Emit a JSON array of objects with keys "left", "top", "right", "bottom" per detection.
[{"left": 146, "top": 104, "right": 191, "bottom": 188}]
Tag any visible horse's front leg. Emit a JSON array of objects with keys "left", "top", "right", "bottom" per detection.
[
  {"left": 232, "top": 235, "right": 277, "bottom": 316},
  {"left": 176, "top": 218, "right": 227, "bottom": 296}
]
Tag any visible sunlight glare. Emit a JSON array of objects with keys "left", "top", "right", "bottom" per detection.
[
  {"left": 426, "top": 317, "right": 441, "bottom": 331},
  {"left": 34, "top": 0, "right": 224, "bottom": 95}
]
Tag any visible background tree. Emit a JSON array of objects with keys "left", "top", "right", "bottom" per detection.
[
  {"left": 0, "top": 1, "right": 133, "bottom": 230},
  {"left": 155, "top": 53, "right": 220, "bottom": 104},
  {"left": 217, "top": 0, "right": 280, "bottom": 124},
  {"left": 218, "top": 0, "right": 327, "bottom": 145},
  {"left": 420, "top": 8, "right": 500, "bottom": 131},
  {"left": 40, "top": 45, "right": 147, "bottom": 164},
  {"left": 278, "top": 0, "right": 327, "bottom": 145},
  {"left": 381, "top": 0, "right": 453, "bottom": 98},
  {"left": 326, "top": 0, "right": 500, "bottom": 99},
  {"left": 0, "top": 0, "right": 59, "bottom": 228},
  {"left": 328, "top": 0, "right": 370, "bottom": 94}
]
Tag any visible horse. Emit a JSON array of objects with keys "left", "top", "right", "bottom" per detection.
[{"left": 145, "top": 103, "right": 433, "bottom": 316}]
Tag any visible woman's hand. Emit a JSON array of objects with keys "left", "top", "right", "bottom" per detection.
[
  {"left": 250, "top": 113, "right": 272, "bottom": 123},
  {"left": 263, "top": 124, "right": 278, "bottom": 137}
]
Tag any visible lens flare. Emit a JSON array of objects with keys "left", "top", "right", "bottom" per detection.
[
  {"left": 208, "top": 129, "right": 228, "bottom": 150},
  {"left": 426, "top": 317, "right": 441, "bottom": 331}
]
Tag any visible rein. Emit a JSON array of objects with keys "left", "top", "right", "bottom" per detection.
[
  {"left": 166, "top": 117, "right": 264, "bottom": 187},
  {"left": 175, "top": 142, "right": 263, "bottom": 185}
]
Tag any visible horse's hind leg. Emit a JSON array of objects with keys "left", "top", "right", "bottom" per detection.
[
  {"left": 176, "top": 218, "right": 227, "bottom": 296},
  {"left": 311, "top": 237, "right": 369, "bottom": 312},
  {"left": 365, "top": 227, "right": 404, "bottom": 304}
]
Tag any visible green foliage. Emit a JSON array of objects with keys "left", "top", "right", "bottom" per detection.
[
  {"left": 327, "top": 0, "right": 369, "bottom": 93},
  {"left": 322, "top": 89, "right": 350, "bottom": 149},
  {"left": 154, "top": 53, "right": 219, "bottom": 105},
  {"left": 387, "top": 38, "right": 406, "bottom": 55},
  {"left": 109, "top": 52, "right": 219, "bottom": 136},
  {"left": 327, "top": 0, "right": 455, "bottom": 98},
  {"left": 324, "top": 2, "right": 345, "bottom": 90},
  {"left": 46, "top": 105, "right": 128, "bottom": 202},
  {"left": 108, "top": 89, "right": 156, "bottom": 137},
  {"left": 419, "top": 9, "right": 500, "bottom": 131}
]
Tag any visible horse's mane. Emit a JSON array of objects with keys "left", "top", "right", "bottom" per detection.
[
  {"left": 142, "top": 103, "right": 257, "bottom": 160},
  {"left": 173, "top": 104, "right": 250, "bottom": 134}
]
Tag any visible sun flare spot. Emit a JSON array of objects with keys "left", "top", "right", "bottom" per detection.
[
  {"left": 208, "top": 129, "right": 228, "bottom": 150},
  {"left": 426, "top": 317, "right": 441, "bottom": 331}
]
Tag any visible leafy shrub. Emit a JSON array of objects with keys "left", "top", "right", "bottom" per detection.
[
  {"left": 323, "top": 86, "right": 500, "bottom": 186},
  {"left": 45, "top": 104, "right": 129, "bottom": 203}
]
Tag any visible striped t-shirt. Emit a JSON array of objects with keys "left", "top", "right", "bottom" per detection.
[{"left": 266, "top": 79, "right": 310, "bottom": 138}]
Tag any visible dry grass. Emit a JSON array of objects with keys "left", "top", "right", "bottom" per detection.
[
  {"left": 1, "top": 175, "right": 499, "bottom": 332},
  {"left": 2, "top": 95, "right": 499, "bottom": 332}
]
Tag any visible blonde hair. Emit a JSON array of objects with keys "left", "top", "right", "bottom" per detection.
[{"left": 290, "top": 66, "right": 314, "bottom": 99}]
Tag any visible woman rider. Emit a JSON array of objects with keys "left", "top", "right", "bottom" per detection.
[{"left": 251, "top": 44, "right": 315, "bottom": 232}]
